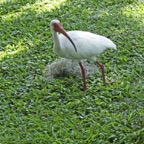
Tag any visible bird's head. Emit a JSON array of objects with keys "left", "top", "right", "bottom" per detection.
[{"left": 50, "top": 20, "right": 77, "bottom": 52}]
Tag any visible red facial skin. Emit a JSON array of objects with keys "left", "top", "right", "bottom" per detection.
[
  {"left": 54, "top": 23, "right": 62, "bottom": 32},
  {"left": 53, "top": 23, "right": 77, "bottom": 52}
]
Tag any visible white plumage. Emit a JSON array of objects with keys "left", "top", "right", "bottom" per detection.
[
  {"left": 50, "top": 19, "right": 116, "bottom": 91},
  {"left": 58, "top": 31, "right": 116, "bottom": 60}
]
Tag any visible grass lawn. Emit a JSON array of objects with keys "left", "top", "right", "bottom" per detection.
[{"left": 0, "top": 0, "right": 144, "bottom": 143}]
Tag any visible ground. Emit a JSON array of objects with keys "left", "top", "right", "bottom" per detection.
[{"left": 0, "top": 0, "right": 144, "bottom": 143}]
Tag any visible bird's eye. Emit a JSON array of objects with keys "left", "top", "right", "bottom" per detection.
[{"left": 53, "top": 23, "right": 57, "bottom": 27}]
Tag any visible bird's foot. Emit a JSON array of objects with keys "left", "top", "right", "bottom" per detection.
[{"left": 80, "top": 87, "right": 87, "bottom": 92}]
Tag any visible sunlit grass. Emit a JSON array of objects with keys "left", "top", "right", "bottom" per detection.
[
  {"left": 1, "top": 0, "right": 67, "bottom": 59},
  {"left": 122, "top": 3, "right": 144, "bottom": 18},
  {"left": 34, "top": 0, "right": 68, "bottom": 12},
  {"left": 0, "top": 0, "right": 8, "bottom": 4},
  {"left": 1, "top": 0, "right": 67, "bottom": 22},
  {"left": 1, "top": 12, "right": 23, "bottom": 22},
  {"left": 0, "top": 43, "right": 26, "bottom": 60}
]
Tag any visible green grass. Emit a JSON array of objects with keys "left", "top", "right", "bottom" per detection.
[{"left": 0, "top": 0, "right": 144, "bottom": 143}]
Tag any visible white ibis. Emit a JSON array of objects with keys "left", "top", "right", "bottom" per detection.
[{"left": 50, "top": 19, "right": 116, "bottom": 91}]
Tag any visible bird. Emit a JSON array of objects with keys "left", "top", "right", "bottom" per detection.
[{"left": 50, "top": 19, "right": 116, "bottom": 91}]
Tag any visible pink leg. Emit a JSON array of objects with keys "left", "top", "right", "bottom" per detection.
[
  {"left": 96, "top": 61, "right": 106, "bottom": 84},
  {"left": 79, "top": 62, "right": 86, "bottom": 91}
]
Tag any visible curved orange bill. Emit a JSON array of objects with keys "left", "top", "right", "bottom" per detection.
[{"left": 58, "top": 26, "right": 77, "bottom": 52}]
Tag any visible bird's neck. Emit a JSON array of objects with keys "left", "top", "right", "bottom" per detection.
[{"left": 52, "top": 30, "right": 61, "bottom": 51}]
